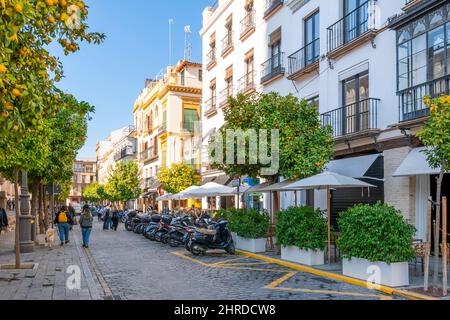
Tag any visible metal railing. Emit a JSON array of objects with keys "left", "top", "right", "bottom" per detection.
[
  {"left": 237, "top": 71, "right": 256, "bottom": 94},
  {"left": 288, "top": 38, "right": 320, "bottom": 76},
  {"left": 140, "top": 147, "right": 158, "bottom": 162},
  {"left": 219, "top": 86, "right": 234, "bottom": 107},
  {"left": 206, "top": 47, "right": 217, "bottom": 67},
  {"left": 327, "top": 0, "right": 376, "bottom": 53},
  {"left": 399, "top": 76, "right": 450, "bottom": 122},
  {"left": 321, "top": 98, "right": 380, "bottom": 138},
  {"left": 222, "top": 32, "right": 234, "bottom": 54},
  {"left": 261, "top": 52, "right": 285, "bottom": 84},
  {"left": 204, "top": 96, "right": 217, "bottom": 115},
  {"left": 240, "top": 10, "right": 255, "bottom": 37},
  {"left": 264, "top": 0, "right": 284, "bottom": 18},
  {"left": 114, "top": 146, "right": 135, "bottom": 161}
]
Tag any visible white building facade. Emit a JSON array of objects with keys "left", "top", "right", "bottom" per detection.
[{"left": 201, "top": 0, "right": 450, "bottom": 240}]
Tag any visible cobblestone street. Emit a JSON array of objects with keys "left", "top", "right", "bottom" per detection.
[
  {"left": 0, "top": 219, "right": 400, "bottom": 300},
  {"left": 86, "top": 221, "right": 395, "bottom": 300}
]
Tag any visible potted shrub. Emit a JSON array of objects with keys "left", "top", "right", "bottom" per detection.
[
  {"left": 276, "top": 206, "right": 327, "bottom": 266},
  {"left": 234, "top": 209, "right": 270, "bottom": 253},
  {"left": 338, "top": 203, "right": 416, "bottom": 287},
  {"left": 215, "top": 208, "right": 242, "bottom": 245}
]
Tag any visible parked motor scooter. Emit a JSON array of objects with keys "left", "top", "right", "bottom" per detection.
[{"left": 185, "top": 220, "right": 235, "bottom": 256}]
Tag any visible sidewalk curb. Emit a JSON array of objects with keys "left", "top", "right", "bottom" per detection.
[{"left": 236, "top": 250, "right": 436, "bottom": 301}]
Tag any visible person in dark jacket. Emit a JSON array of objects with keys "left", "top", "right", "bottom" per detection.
[
  {"left": 0, "top": 207, "right": 9, "bottom": 230},
  {"left": 79, "top": 206, "right": 93, "bottom": 248},
  {"left": 54, "top": 206, "right": 73, "bottom": 246},
  {"left": 102, "top": 206, "right": 111, "bottom": 230},
  {"left": 111, "top": 207, "right": 120, "bottom": 231}
]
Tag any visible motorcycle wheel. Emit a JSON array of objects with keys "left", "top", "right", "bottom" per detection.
[
  {"left": 191, "top": 244, "right": 203, "bottom": 256},
  {"left": 226, "top": 242, "right": 236, "bottom": 255},
  {"left": 148, "top": 232, "right": 156, "bottom": 241},
  {"left": 161, "top": 234, "right": 169, "bottom": 245},
  {"left": 169, "top": 237, "right": 180, "bottom": 248},
  {"left": 125, "top": 222, "right": 133, "bottom": 232},
  {"left": 137, "top": 225, "right": 144, "bottom": 234}
]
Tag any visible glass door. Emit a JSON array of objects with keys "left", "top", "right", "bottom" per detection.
[
  {"left": 343, "top": 72, "right": 369, "bottom": 135},
  {"left": 344, "top": 0, "right": 368, "bottom": 44},
  {"left": 305, "top": 11, "right": 320, "bottom": 66}
]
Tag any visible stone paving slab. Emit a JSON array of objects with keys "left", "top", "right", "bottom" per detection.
[{"left": 0, "top": 224, "right": 103, "bottom": 300}]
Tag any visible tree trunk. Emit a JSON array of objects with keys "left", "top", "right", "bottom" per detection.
[
  {"left": 14, "top": 169, "right": 21, "bottom": 269},
  {"left": 31, "top": 179, "right": 39, "bottom": 242},
  {"left": 38, "top": 183, "right": 45, "bottom": 233},
  {"left": 433, "top": 160, "right": 446, "bottom": 293},
  {"left": 42, "top": 184, "right": 49, "bottom": 230}
]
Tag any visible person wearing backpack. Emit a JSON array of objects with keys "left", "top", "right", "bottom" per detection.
[
  {"left": 79, "top": 206, "right": 94, "bottom": 248},
  {"left": 54, "top": 206, "right": 73, "bottom": 246}
]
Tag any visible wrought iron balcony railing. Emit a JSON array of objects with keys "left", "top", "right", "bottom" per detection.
[
  {"left": 261, "top": 52, "right": 285, "bottom": 84},
  {"left": 222, "top": 32, "right": 234, "bottom": 55},
  {"left": 204, "top": 96, "right": 217, "bottom": 115},
  {"left": 399, "top": 76, "right": 450, "bottom": 122},
  {"left": 327, "top": 0, "right": 377, "bottom": 54},
  {"left": 264, "top": 0, "right": 284, "bottom": 19},
  {"left": 113, "top": 146, "right": 135, "bottom": 161},
  {"left": 140, "top": 148, "right": 158, "bottom": 163},
  {"left": 219, "top": 86, "right": 234, "bottom": 107},
  {"left": 206, "top": 47, "right": 217, "bottom": 68},
  {"left": 240, "top": 10, "right": 255, "bottom": 38},
  {"left": 237, "top": 71, "right": 256, "bottom": 94},
  {"left": 288, "top": 38, "right": 320, "bottom": 78},
  {"left": 321, "top": 98, "right": 380, "bottom": 138}
]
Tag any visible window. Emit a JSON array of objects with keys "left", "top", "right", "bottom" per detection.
[
  {"left": 396, "top": 6, "right": 450, "bottom": 91},
  {"left": 198, "top": 69, "right": 203, "bottom": 81},
  {"left": 344, "top": 0, "right": 369, "bottom": 43},
  {"left": 245, "top": 53, "right": 254, "bottom": 85},
  {"left": 305, "top": 11, "right": 320, "bottom": 65},
  {"left": 183, "top": 109, "right": 199, "bottom": 132},
  {"left": 306, "top": 95, "right": 319, "bottom": 109},
  {"left": 180, "top": 70, "right": 186, "bottom": 86},
  {"left": 342, "top": 72, "right": 369, "bottom": 133}
]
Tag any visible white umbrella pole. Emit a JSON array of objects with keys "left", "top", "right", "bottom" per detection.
[{"left": 327, "top": 186, "right": 331, "bottom": 265}]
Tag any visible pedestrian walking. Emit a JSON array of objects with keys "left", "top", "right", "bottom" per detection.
[
  {"left": 97, "top": 206, "right": 103, "bottom": 222},
  {"left": 54, "top": 206, "right": 73, "bottom": 246},
  {"left": 111, "top": 207, "right": 119, "bottom": 231},
  {"left": 79, "top": 205, "right": 93, "bottom": 248},
  {"left": 102, "top": 205, "right": 111, "bottom": 231}
]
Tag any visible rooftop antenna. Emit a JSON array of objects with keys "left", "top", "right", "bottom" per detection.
[
  {"left": 184, "top": 25, "right": 192, "bottom": 62},
  {"left": 168, "top": 18, "right": 174, "bottom": 66}
]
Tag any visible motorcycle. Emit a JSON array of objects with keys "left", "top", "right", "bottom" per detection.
[
  {"left": 133, "top": 215, "right": 152, "bottom": 234},
  {"left": 167, "top": 216, "right": 195, "bottom": 247},
  {"left": 154, "top": 215, "right": 173, "bottom": 244},
  {"left": 143, "top": 214, "right": 162, "bottom": 240},
  {"left": 185, "top": 220, "right": 235, "bottom": 256},
  {"left": 124, "top": 211, "right": 138, "bottom": 231}
]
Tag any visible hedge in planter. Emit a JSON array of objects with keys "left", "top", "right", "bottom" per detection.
[
  {"left": 214, "top": 209, "right": 245, "bottom": 233},
  {"left": 234, "top": 209, "right": 270, "bottom": 239},
  {"left": 337, "top": 203, "right": 416, "bottom": 264},
  {"left": 276, "top": 206, "right": 327, "bottom": 251}
]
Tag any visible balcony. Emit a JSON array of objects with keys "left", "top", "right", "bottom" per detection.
[
  {"left": 143, "top": 177, "right": 160, "bottom": 191},
  {"left": 237, "top": 71, "right": 256, "bottom": 95},
  {"left": 140, "top": 148, "right": 158, "bottom": 163},
  {"left": 260, "top": 53, "right": 285, "bottom": 85},
  {"left": 264, "top": 0, "right": 284, "bottom": 20},
  {"left": 221, "top": 32, "right": 234, "bottom": 57},
  {"left": 240, "top": 10, "right": 255, "bottom": 40},
  {"left": 288, "top": 38, "right": 320, "bottom": 80},
  {"left": 204, "top": 96, "right": 217, "bottom": 117},
  {"left": 113, "top": 146, "right": 135, "bottom": 161},
  {"left": 321, "top": 98, "right": 380, "bottom": 139},
  {"left": 219, "top": 86, "right": 234, "bottom": 108},
  {"left": 206, "top": 48, "right": 217, "bottom": 70},
  {"left": 327, "top": 0, "right": 377, "bottom": 59},
  {"left": 399, "top": 76, "right": 450, "bottom": 123},
  {"left": 181, "top": 121, "right": 201, "bottom": 134}
]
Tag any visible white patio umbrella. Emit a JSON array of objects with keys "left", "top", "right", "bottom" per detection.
[
  {"left": 156, "top": 194, "right": 172, "bottom": 202},
  {"left": 183, "top": 182, "right": 235, "bottom": 198},
  {"left": 171, "top": 186, "right": 202, "bottom": 200},
  {"left": 283, "top": 171, "right": 376, "bottom": 264}
]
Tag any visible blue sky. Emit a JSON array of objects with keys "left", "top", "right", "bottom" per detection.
[{"left": 51, "top": 0, "right": 212, "bottom": 158}]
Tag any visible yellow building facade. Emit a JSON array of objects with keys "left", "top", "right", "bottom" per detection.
[{"left": 133, "top": 60, "right": 203, "bottom": 211}]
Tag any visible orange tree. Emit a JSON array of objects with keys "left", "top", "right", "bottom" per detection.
[
  {"left": 0, "top": 0, "right": 104, "bottom": 140},
  {"left": 418, "top": 95, "right": 450, "bottom": 293}
]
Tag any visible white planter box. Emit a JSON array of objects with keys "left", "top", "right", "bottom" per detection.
[
  {"left": 231, "top": 232, "right": 238, "bottom": 246},
  {"left": 343, "top": 257, "right": 409, "bottom": 287},
  {"left": 281, "top": 246, "right": 325, "bottom": 266},
  {"left": 236, "top": 236, "right": 267, "bottom": 253}
]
